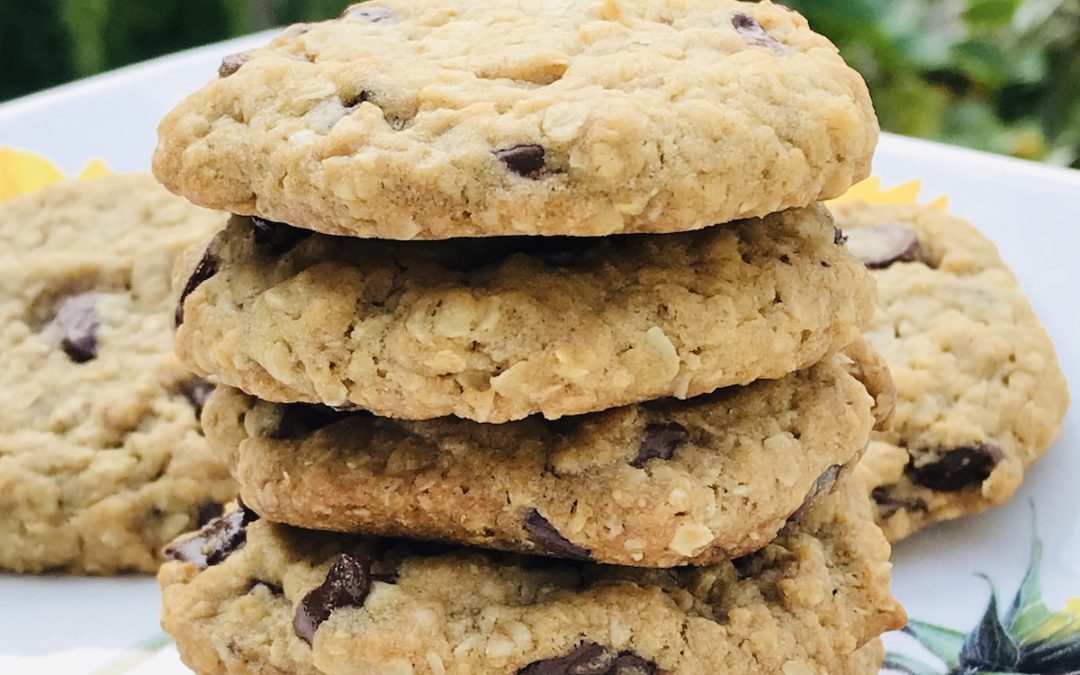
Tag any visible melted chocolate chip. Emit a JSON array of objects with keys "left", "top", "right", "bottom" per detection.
[
  {"left": 523, "top": 510, "right": 591, "bottom": 561},
  {"left": 834, "top": 227, "right": 847, "bottom": 246},
  {"left": 181, "top": 377, "right": 214, "bottom": 420},
  {"left": 632, "top": 422, "right": 690, "bottom": 468},
  {"left": 251, "top": 216, "right": 313, "bottom": 255},
  {"left": 871, "top": 487, "right": 928, "bottom": 520},
  {"left": 195, "top": 501, "right": 225, "bottom": 527},
  {"left": 163, "top": 502, "right": 259, "bottom": 569},
  {"left": 517, "top": 642, "right": 658, "bottom": 675},
  {"left": 341, "top": 6, "right": 394, "bottom": 22},
  {"left": 845, "top": 223, "right": 925, "bottom": 270},
  {"left": 495, "top": 145, "right": 546, "bottom": 177},
  {"left": 219, "top": 53, "right": 247, "bottom": 78},
  {"left": 731, "top": 13, "right": 788, "bottom": 54},
  {"left": 293, "top": 553, "right": 372, "bottom": 645},
  {"left": 271, "top": 404, "right": 353, "bottom": 440},
  {"left": 790, "top": 465, "right": 843, "bottom": 521},
  {"left": 175, "top": 245, "right": 219, "bottom": 326},
  {"left": 906, "top": 444, "right": 1004, "bottom": 492},
  {"left": 51, "top": 294, "right": 98, "bottom": 363}
]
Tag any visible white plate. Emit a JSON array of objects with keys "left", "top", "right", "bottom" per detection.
[{"left": 1, "top": 33, "right": 1078, "bottom": 675}]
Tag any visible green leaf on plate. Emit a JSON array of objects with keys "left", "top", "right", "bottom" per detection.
[
  {"left": 881, "top": 651, "right": 945, "bottom": 675},
  {"left": 959, "top": 578, "right": 1019, "bottom": 671},
  {"left": 1004, "top": 534, "right": 1052, "bottom": 638},
  {"left": 903, "top": 620, "right": 966, "bottom": 669}
]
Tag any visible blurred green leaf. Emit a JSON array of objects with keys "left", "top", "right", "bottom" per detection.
[{"left": 964, "top": 0, "right": 1026, "bottom": 27}]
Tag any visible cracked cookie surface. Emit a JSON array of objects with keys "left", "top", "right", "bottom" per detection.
[
  {"left": 0, "top": 174, "right": 236, "bottom": 573},
  {"left": 154, "top": 0, "right": 876, "bottom": 239},
  {"left": 159, "top": 476, "right": 904, "bottom": 674},
  {"left": 204, "top": 346, "right": 888, "bottom": 567},
  {"left": 174, "top": 205, "right": 874, "bottom": 422},
  {"left": 833, "top": 202, "right": 1070, "bottom": 541}
]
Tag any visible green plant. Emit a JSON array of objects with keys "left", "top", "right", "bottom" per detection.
[{"left": 784, "top": 0, "right": 1080, "bottom": 167}]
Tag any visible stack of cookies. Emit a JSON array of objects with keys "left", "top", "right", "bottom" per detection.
[{"left": 153, "top": 1, "right": 905, "bottom": 672}]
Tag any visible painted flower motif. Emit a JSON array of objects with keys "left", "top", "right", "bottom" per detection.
[
  {"left": 829, "top": 175, "right": 949, "bottom": 210},
  {"left": 0, "top": 146, "right": 109, "bottom": 203},
  {"left": 884, "top": 535, "right": 1080, "bottom": 675}
]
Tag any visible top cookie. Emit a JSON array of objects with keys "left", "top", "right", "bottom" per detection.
[
  {"left": 154, "top": 0, "right": 877, "bottom": 239},
  {"left": 0, "top": 174, "right": 236, "bottom": 574},
  {"left": 834, "top": 202, "right": 1070, "bottom": 541}
]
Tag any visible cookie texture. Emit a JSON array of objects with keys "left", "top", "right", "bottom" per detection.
[
  {"left": 0, "top": 174, "right": 236, "bottom": 574},
  {"left": 154, "top": 0, "right": 877, "bottom": 239},
  {"left": 174, "top": 205, "right": 875, "bottom": 422},
  {"left": 204, "top": 346, "right": 889, "bottom": 567},
  {"left": 833, "top": 202, "right": 1070, "bottom": 541},
  {"left": 159, "top": 476, "right": 904, "bottom": 674}
]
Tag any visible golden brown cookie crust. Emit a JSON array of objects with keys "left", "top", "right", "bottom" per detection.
[
  {"left": 0, "top": 174, "right": 235, "bottom": 574},
  {"left": 159, "top": 476, "right": 904, "bottom": 674},
  {"left": 833, "top": 202, "right": 1070, "bottom": 541},
  {"left": 174, "top": 205, "right": 875, "bottom": 422},
  {"left": 204, "top": 348, "right": 883, "bottom": 568},
  {"left": 154, "top": 0, "right": 877, "bottom": 239}
]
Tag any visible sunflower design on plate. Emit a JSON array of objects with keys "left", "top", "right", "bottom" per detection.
[
  {"left": 884, "top": 530, "right": 1080, "bottom": 675},
  {"left": 0, "top": 146, "right": 109, "bottom": 202}
]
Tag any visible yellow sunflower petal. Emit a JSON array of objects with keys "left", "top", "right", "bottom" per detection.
[
  {"left": 0, "top": 147, "right": 67, "bottom": 202},
  {"left": 78, "top": 158, "right": 111, "bottom": 180},
  {"left": 1029, "top": 598, "right": 1080, "bottom": 642},
  {"left": 830, "top": 176, "right": 949, "bottom": 211}
]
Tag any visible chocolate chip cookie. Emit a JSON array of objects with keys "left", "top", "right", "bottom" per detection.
[
  {"left": 174, "top": 205, "right": 875, "bottom": 422},
  {"left": 154, "top": 0, "right": 877, "bottom": 239},
  {"left": 203, "top": 344, "right": 890, "bottom": 567},
  {"left": 833, "top": 202, "right": 1070, "bottom": 541},
  {"left": 159, "top": 475, "right": 904, "bottom": 674},
  {"left": 0, "top": 174, "right": 236, "bottom": 573}
]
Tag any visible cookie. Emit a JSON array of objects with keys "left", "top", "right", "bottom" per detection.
[
  {"left": 0, "top": 174, "right": 236, "bottom": 574},
  {"left": 159, "top": 475, "right": 904, "bottom": 674},
  {"left": 153, "top": 0, "right": 877, "bottom": 240},
  {"left": 174, "top": 205, "right": 875, "bottom": 422},
  {"left": 203, "top": 344, "right": 890, "bottom": 567},
  {"left": 832, "top": 202, "right": 1070, "bottom": 541}
]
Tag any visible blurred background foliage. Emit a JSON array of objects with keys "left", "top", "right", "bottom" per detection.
[{"left": 1, "top": 0, "right": 1078, "bottom": 168}]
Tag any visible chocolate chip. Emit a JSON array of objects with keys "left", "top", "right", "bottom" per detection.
[
  {"left": 51, "top": 294, "right": 98, "bottom": 363},
  {"left": 871, "top": 487, "right": 928, "bottom": 520},
  {"left": 175, "top": 245, "right": 219, "bottom": 326},
  {"left": 905, "top": 444, "right": 1004, "bottom": 492},
  {"left": 523, "top": 510, "right": 591, "bottom": 561},
  {"left": 340, "top": 6, "right": 394, "bottom": 22},
  {"left": 271, "top": 403, "right": 353, "bottom": 440},
  {"left": 163, "top": 501, "right": 259, "bottom": 569},
  {"left": 834, "top": 227, "right": 847, "bottom": 246},
  {"left": 790, "top": 465, "right": 843, "bottom": 521},
  {"left": 218, "top": 53, "right": 247, "bottom": 78},
  {"left": 294, "top": 553, "right": 372, "bottom": 645},
  {"left": 845, "top": 223, "right": 925, "bottom": 270},
  {"left": 195, "top": 501, "right": 224, "bottom": 527},
  {"left": 517, "top": 642, "right": 658, "bottom": 675},
  {"left": 731, "top": 13, "right": 789, "bottom": 54},
  {"left": 632, "top": 422, "right": 690, "bottom": 468},
  {"left": 181, "top": 377, "right": 214, "bottom": 420},
  {"left": 495, "top": 145, "right": 546, "bottom": 177},
  {"left": 251, "top": 216, "right": 313, "bottom": 255}
]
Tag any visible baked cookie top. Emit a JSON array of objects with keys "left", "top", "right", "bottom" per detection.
[
  {"left": 0, "top": 174, "right": 235, "bottom": 574},
  {"left": 203, "top": 345, "right": 888, "bottom": 568},
  {"left": 173, "top": 205, "right": 875, "bottom": 422},
  {"left": 834, "top": 202, "right": 1070, "bottom": 541},
  {"left": 154, "top": 0, "right": 877, "bottom": 239},
  {"left": 159, "top": 476, "right": 904, "bottom": 674}
]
